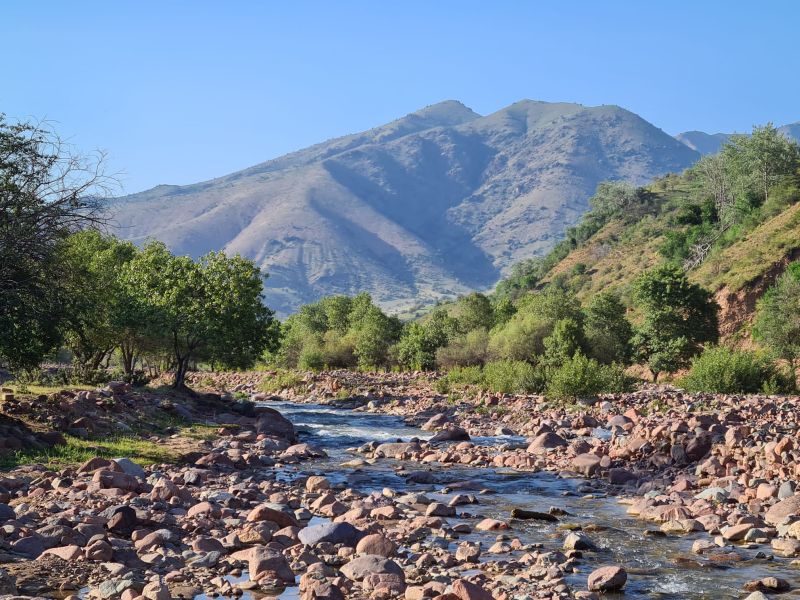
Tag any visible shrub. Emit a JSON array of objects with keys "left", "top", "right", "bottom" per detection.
[
  {"left": 436, "top": 328, "right": 490, "bottom": 368},
  {"left": 483, "top": 360, "right": 544, "bottom": 394},
  {"left": 546, "top": 353, "right": 631, "bottom": 402},
  {"left": 680, "top": 346, "right": 794, "bottom": 394},
  {"left": 445, "top": 365, "right": 485, "bottom": 387}
]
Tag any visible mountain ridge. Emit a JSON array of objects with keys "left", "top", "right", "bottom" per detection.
[{"left": 111, "top": 99, "right": 700, "bottom": 317}]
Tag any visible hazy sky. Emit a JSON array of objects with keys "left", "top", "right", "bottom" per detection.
[{"left": 3, "top": 1, "right": 799, "bottom": 194}]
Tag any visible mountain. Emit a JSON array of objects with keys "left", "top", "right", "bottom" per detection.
[
  {"left": 111, "top": 99, "right": 699, "bottom": 317},
  {"left": 674, "top": 131, "right": 731, "bottom": 155},
  {"left": 675, "top": 122, "right": 800, "bottom": 156}
]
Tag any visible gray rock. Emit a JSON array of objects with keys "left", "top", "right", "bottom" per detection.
[
  {"left": 112, "top": 458, "right": 145, "bottom": 479},
  {"left": 298, "top": 522, "right": 363, "bottom": 547}
]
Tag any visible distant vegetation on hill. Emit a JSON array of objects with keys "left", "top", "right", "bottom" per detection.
[{"left": 3, "top": 112, "right": 799, "bottom": 398}]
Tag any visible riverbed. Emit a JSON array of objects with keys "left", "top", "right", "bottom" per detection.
[{"left": 219, "top": 401, "right": 800, "bottom": 599}]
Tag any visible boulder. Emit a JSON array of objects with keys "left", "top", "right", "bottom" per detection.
[
  {"left": 356, "top": 533, "right": 396, "bottom": 557},
  {"left": 247, "top": 504, "right": 299, "bottom": 528},
  {"left": 452, "top": 579, "right": 493, "bottom": 600},
  {"left": 340, "top": 555, "right": 404, "bottom": 581},
  {"left": 298, "top": 522, "right": 363, "bottom": 547},
  {"left": 588, "top": 566, "right": 627, "bottom": 592},
  {"left": 527, "top": 432, "right": 567, "bottom": 454},
  {"left": 430, "top": 427, "right": 470, "bottom": 443}
]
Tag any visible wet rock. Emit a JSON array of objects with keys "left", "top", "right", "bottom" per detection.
[
  {"left": 475, "top": 518, "right": 508, "bottom": 531},
  {"left": 248, "top": 546, "right": 295, "bottom": 584},
  {"left": 511, "top": 508, "right": 558, "bottom": 522},
  {"left": 564, "top": 532, "right": 596, "bottom": 551},
  {"left": 588, "top": 566, "right": 627, "bottom": 592},
  {"left": 254, "top": 408, "right": 296, "bottom": 441},
  {"left": 429, "top": 427, "right": 470, "bottom": 443}
]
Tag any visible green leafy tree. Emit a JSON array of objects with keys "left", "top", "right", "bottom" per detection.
[
  {"left": 754, "top": 263, "right": 800, "bottom": 383},
  {"left": 453, "top": 292, "right": 494, "bottom": 333},
  {"left": 726, "top": 123, "right": 800, "bottom": 206},
  {"left": 124, "top": 242, "right": 274, "bottom": 389},
  {"left": 632, "top": 265, "right": 719, "bottom": 381},
  {"left": 0, "top": 115, "right": 113, "bottom": 369},
  {"left": 541, "top": 318, "right": 586, "bottom": 367},
  {"left": 584, "top": 292, "right": 633, "bottom": 365},
  {"left": 351, "top": 304, "right": 401, "bottom": 368},
  {"left": 61, "top": 230, "right": 137, "bottom": 376}
]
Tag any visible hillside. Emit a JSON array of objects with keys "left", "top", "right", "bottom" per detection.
[
  {"left": 110, "top": 100, "right": 698, "bottom": 317},
  {"left": 506, "top": 171, "right": 800, "bottom": 338}
]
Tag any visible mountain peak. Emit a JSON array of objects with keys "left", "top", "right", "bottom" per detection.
[{"left": 404, "top": 100, "right": 481, "bottom": 126}]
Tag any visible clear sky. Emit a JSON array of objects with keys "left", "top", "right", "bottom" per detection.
[{"left": 3, "top": 1, "right": 799, "bottom": 194}]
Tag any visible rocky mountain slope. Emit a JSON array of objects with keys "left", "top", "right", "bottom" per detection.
[{"left": 111, "top": 100, "right": 699, "bottom": 316}]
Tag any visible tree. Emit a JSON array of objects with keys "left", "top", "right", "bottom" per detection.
[
  {"left": 754, "top": 263, "right": 800, "bottom": 383},
  {"left": 61, "top": 230, "right": 137, "bottom": 376},
  {"left": 584, "top": 292, "right": 633, "bottom": 365},
  {"left": 632, "top": 265, "right": 718, "bottom": 381},
  {"left": 124, "top": 242, "right": 274, "bottom": 389},
  {"left": 0, "top": 115, "right": 113, "bottom": 369},
  {"left": 453, "top": 293, "right": 494, "bottom": 333},
  {"left": 727, "top": 124, "right": 799, "bottom": 206},
  {"left": 351, "top": 304, "right": 401, "bottom": 368}
]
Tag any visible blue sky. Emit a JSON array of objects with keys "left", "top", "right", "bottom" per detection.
[{"left": 3, "top": 1, "right": 799, "bottom": 194}]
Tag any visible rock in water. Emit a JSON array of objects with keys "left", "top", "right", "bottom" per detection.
[{"left": 588, "top": 566, "right": 627, "bottom": 591}]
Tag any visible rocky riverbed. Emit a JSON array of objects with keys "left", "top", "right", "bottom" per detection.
[{"left": 0, "top": 371, "right": 797, "bottom": 599}]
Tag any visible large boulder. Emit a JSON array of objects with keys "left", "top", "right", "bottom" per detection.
[
  {"left": 254, "top": 408, "right": 296, "bottom": 442},
  {"left": 429, "top": 427, "right": 470, "bottom": 443},
  {"left": 588, "top": 566, "right": 627, "bottom": 592},
  {"left": 298, "top": 522, "right": 363, "bottom": 547}
]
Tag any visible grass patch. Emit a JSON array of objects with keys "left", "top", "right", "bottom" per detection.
[
  {"left": 180, "top": 424, "right": 219, "bottom": 441},
  {"left": 0, "top": 434, "right": 178, "bottom": 470},
  {"left": 4, "top": 382, "right": 94, "bottom": 396},
  {"left": 258, "top": 370, "right": 305, "bottom": 394}
]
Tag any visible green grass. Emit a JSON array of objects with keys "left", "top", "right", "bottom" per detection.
[
  {"left": 258, "top": 369, "right": 306, "bottom": 394},
  {"left": 180, "top": 424, "right": 219, "bottom": 440},
  {"left": 0, "top": 434, "right": 179, "bottom": 470},
  {"left": 3, "top": 382, "right": 94, "bottom": 396}
]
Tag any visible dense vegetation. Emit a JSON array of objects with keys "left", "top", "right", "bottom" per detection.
[
  {"left": 0, "top": 116, "right": 276, "bottom": 389},
  {"left": 2, "top": 115, "right": 798, "bottom": 398}
]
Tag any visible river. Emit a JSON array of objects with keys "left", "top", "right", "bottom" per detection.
[{"left": 201, "top": 401, "right": 800, "bottom": 599}]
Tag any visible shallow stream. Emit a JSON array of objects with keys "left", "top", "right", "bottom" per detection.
[{"left": 205, "top": 401, "right": 800, "bottom": 599}]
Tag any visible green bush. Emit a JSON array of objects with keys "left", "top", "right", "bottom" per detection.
[
  {"left": 444, "top": 365, "right": 485, "bottom": 387},
  {"left": 546, "top": 353, "right": 631, "bottom": 402},
  {"left": 436, "top": 328, "right": 489, "bottom": 368},
  {"left": 680, "top": 346, "right": 794, "bottom": 394},
  {"left": 483, "top": 360, "right": 544, "bottom": 394}
]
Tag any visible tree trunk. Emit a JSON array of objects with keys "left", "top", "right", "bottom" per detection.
[{"left": 172, "top": 357, "right": 190, "bottom": 390}]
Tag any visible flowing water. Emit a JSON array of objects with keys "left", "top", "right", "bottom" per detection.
[{"left": 199, "top": 401, "right": 800, "bottom": 599}]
